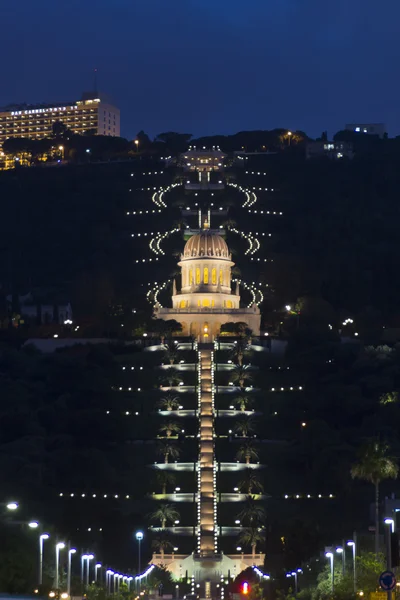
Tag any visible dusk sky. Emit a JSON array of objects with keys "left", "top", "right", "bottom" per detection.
[{"left": 2, "top": 0, "right": 398, "bottom": 140}]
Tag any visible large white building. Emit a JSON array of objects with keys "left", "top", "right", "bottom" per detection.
[
  {"left": 154, "top": 224, "right": 261, "bottom": 341},
  {"left": 0, "top": 91, "right": 120, "bottom": 149}
]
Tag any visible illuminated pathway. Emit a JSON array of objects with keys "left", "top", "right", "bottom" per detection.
[{"left": 198, "top": 347, "right": 217, "bottom": 554}]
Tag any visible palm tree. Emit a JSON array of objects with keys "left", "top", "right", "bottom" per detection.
[
  {"left": 238, "top": 527, "right": 265, "bottom": 557},
  {"left": 159, "top": 421, "right": 181, "bottom": 438},
  {"left": 237, "top": 495, "right": 265, "bottom": 526},
  {"left": 234, "top": 416, "right": 256, "bottom": 438},
  {"left": 150, "top": 503, "right": 180, "bottom": 528},
  {"left": 230, "top": 339, "right": 251, "bottom": 366},
  {"left": 152, "top": 530, "right": 174, "bottom": 559},
  {"left": 380, "top": 392, "right": 398, "bottom": 405},
  {"left": 239, "top": 469, "right": 264, "bottom": 495},
  {"left": 163, "top": 343, "right": 180, "bottom": 365},
  {"left": 159, "top": 367, "right": 182, "bottom": 387},
  {"left": 234, "top": 392, "right": 254, "bottom": 413},
  {"left": 157, "top": 392, "right": 180, "bottom": 411},
  {"left": 157, "top": 441, "right": 181, "bottom": 464},
  {"left": 156, "top": 471, "right": 176, "bottom": 495},
  {"left": 230, "top": 365, "right": 253, "bottom": 389},
  {"left": 351, "top": 439, "right": 398, "bottom": 556},
  {"left": 236, "top": 441, "right": 259, "bottom": 465}
]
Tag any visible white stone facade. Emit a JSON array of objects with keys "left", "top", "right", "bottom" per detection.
[{"left": 154, "top": 229, "right": 261, "bottom": 341}]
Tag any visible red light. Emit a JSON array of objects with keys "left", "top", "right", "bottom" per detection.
[{"left": 242, "top": 582, "right": 249, "bottom": 595}]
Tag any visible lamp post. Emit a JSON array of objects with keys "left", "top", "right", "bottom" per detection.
[
  {"left": 347, "top": 538, "right": 357, "bottom": 593},
  {"left": 134, "top": 139, "right": 139, "bottom": 153},
  {"left": 39, "top": 533, "right": 50, "bottom": 585},
  {"left": 67, "top": 549, "right": 76, "bottom": 596},
  {"left": 292, "top": 572, "right": 298, "bottom": 597},
  {"left": 287, "top": 131, "right": 292, "bottom": 147},
  {"left": 95, "top": 563, "right": 102, "bottom": 583},
  {"left": 81, "top": 554, "right": 87, "bottom": 584},
  {"left": 128, "top": 576, "right": 133, "bottom": 591},
  {"left": 114, "top": 573, "right": 119, "bottom": 594},
  {"left": 326, "top": 552, "right": 334, "bottom": 593},
  {"left": 385, "top": 519, "right": 395, "bottom": 600},
  {"left": 56, "top": 543, "right": 66, "bottom": 590},
  {"left": 86, "top": 554, "right": 94, "bottom": 586},
  {"left": 136, "top": 531, "right": 144, "bottom": 575},
  {"left": 336, "top": 547, "right": 345, "bottom": 576},
  {"left": 106, "top": 570, "right": 114, "bottom": 594}
]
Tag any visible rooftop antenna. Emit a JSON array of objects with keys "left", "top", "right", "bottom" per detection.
[{"left": 93, "top": 68, "right": 98, "bottom": 95}]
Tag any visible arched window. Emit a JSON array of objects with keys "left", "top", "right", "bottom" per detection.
[
  {"left": 211, "top": 299, "right": 215, "bottom": 307},
  {"left": 204, "top": 267, "right": 209, "bottom": 284},
  {"left": 189, "top": 269, "right": 193, "bottom": 285},
  {"left": 226, "top": 300, "right": 233, "bottom": 308},
  {"left": 203, "top": 299, "right": 210, "bottom": 307},
  {"left": 198, "top": 299, "right": 201, "bottom": 307},
  {"left": 196, "top": 268, "right": 201, "bottom": 284},
  {"left": 219, "top": 269, "right": 223, "bottom": 284},
  {"left": 180, "top": 300, "right": 186, "bottom": 308},
  {"left": 212, "top": 268, "right": 217, "bottom": 284}
]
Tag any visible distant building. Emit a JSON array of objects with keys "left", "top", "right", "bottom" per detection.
[
  {"left": 306, "top": 141, "right": 354, "bottom": 160},
  {"left": 345, "top": 123, "right": 386, "bottom": 138},
  {"left": 180, "top": 146, "right": 226, "bottom": 171},
  {"left": 6, "top": 292, "right": 72, "bottom": 325},
  {"left": 0, "top": 91, "right": 120, "bottom": 150}
]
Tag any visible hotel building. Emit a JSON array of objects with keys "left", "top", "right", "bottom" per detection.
[{"left": 0, "top": 91, "right": 120, "bottom": 149}]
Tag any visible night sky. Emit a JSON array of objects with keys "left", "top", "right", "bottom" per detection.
[{"left": 2, "top": 0, "right": 398, "bottom": 139}]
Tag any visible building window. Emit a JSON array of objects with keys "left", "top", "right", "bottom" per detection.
[
  {"left": 219, "top": 269, "right": 223, "bottom": 285},
  {"left": 198, "top": 299, "right": 201, "bottom": 307},
  {"left": 226, "top": 300, "right": 233, "bottom": 308},
  {"left": 212, "top": 268, "right": 217, "bottom": 284},
  {"left": 203, "top": 299, "right": 210, "bottom": 307},
  {"left": 180, "top": 300, "right": 186, "bottom": 308},
  {"left": 189, "top": 269, "right": 193, "bottom": 285},
  {"left": 211, "top": 299, "right": 215, "bottom": 307},
  {"left": 204, "top": 267, "right": 209, "bottom": 284},
  {"left": 196, "top": 268, "right": 201, "bottom": 284}
]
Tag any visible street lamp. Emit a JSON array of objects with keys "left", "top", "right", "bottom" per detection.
[
  {"left": 6, "top": 502, "right": 18, "bottom": 511},
  {"left": 287, "top": 131, "right": 292, "bottom": 146},
  {"left": 336, "top": 547, "right": 345, "bottom": 575},
  {"left": 67, "top": 549, "right": 76, "bottom": 595},
  {"left": 128, "top": 576, "right": 133, "bottom": 591},
  {"left": 29, "top": 521, "right": 39, "bottom": 529},
  {"left": 325, "top": 552, "right": 334, "bottom": 593},
  {"left": 95, "top": 563, "right": 102, "bottom": 583},
  {"left": 136, "top": 531, "right": 144, "bottom": 575},
  {"left": 106, "top": 570, "right": 114, "bottom": 594},
  {"left": 86, "top": 554, "right": 94, "bottom": 585},
  {"left": 347, "top": 540, "right": 356, "bottom": 593},
  {"left": 385, "top": 518, "right": 395, "bottom": 533},
  {"left": 134, "top": 139, "right": 139, "bottom": 153},
  {"left": 114, "top": 573, "right": 119, "bottom": 594},
  {"left": 56, "top": 543, "right": 66, "bottom": 590},
  {"left": 384, "top": 518, "right": 395, "bottom": 600},
  {"left": 81, "top": 554, "right": 87, "bottom": 583},
  {"left": 39, "top": 533, "right": 50, "bottom": 585}
]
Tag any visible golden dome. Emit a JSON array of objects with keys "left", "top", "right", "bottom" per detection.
[{"left": 182, "top": 230, "right": 230, "bottom": 259}]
